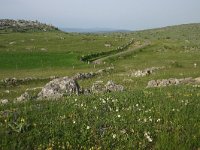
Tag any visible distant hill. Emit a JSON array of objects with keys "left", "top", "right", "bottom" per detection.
[
  {"left": 0, "top": 19, "right": 59, "bottom": 32},
  {"left": 60, "top": 27, "right": 131, "bottom": 33}
]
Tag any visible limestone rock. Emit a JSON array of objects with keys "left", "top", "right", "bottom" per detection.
[{"left": 37, "top": 77, "right": 80, "bottom": 100}]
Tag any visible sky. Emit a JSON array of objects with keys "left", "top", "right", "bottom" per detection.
[{"left": 0, "top": 0, "right": 200, "bottom": 30}]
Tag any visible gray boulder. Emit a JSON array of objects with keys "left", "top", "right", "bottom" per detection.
[{"left": 37, "top": 77, "right": 79, "bottom": 100}]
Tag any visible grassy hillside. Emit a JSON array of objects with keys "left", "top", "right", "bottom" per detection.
[
  {"left": 0, "top": 31, "right": 131, "bottom": 78},
  {"left": 0, "top": 23, "right": 200, "bottom": 149}
]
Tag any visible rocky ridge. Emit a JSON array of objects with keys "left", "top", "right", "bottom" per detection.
[{"left": 0, "top": 19, "right": 59, "bottom": 32}]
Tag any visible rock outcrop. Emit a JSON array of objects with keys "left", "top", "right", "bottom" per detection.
[
  {"left": 0, "top": 19, "right": 59, "bottom": 32},
  {"left": 147, "top": 77, "right": 195, "bottom": 88},
  {"left": 37, "top": 77, "right": 80, "bottom": 100}
]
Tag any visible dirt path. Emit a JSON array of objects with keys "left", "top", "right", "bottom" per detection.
[{"left": 93, "top": 41, "right": 151, "bottom": 64}]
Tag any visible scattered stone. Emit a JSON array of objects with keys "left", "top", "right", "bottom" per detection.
[
  {"left": 91, "top": 80, "right": 124, "bottom": 93},
  {"left": 8, "top": 67, "right": 120, "bottom": 101},
  {"left": 147, "top": 77, "right": 195, "bottom": 88},
  {"left": 0, "top": 99, "right": 9, "bottom": 105},
  {"left": 37, "top": 77, "right": 80, "bottom": 100},
  {"left": 15, "top": 92, "right": 30, "bottom": 103},
  {"left": 91, "top": 81, "right": 106, "bottom": 94},
  {"left": 105, "top": 80, "right": 124, "bottom": 92},
  {"left": 133, "top": 67, "right": 165, "bottom": 77}
]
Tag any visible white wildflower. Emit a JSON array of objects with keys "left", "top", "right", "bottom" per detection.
[
  {"left": 117, "top": 115, "right": 121, "bottom": 118},
  {"left": 116, "top": 108, "right": 119, "bottom": 112},
  {"left": 157, "top": 118, "right": 161, "bottom": 122},
  {"left": 131, "top": 129, "right": 135, "bottom": 133},
  {"left": 112, "top": 134, "right": 117, "bottom": 139},
  {"left": 86, "top": 126, "right": 90, "bottom": 130},
  {"left": 144, "top": 132, "right": 153, "bottom": 142}
]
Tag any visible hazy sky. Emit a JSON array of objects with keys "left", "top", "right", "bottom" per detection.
[{"left": 0, "top": 0, "right": 200, "bottom": 30}]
